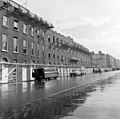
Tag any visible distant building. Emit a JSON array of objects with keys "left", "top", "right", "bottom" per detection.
[
  {"left": 91, "top": 51, "right": 106, "bottom": 68},
  {"left": 91, "top": 52, "right": 120, "bottom": 69}
]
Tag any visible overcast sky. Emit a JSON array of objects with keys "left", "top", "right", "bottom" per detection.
[{"left": 15, "top": 0, "right": 120, "bottom": 59}]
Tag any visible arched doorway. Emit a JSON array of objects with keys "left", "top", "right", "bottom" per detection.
[
  {"left": 30, "top": 60, "right": 35, "bottom": 80},
  {"left": 0, "top": 57, "right": 9, "bottom": 83}
]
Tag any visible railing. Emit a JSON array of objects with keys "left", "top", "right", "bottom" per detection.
[{"left": 0, "top": 62, "right": 94, "bottom": 84}]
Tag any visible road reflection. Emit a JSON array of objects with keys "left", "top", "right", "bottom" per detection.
[{"left": 0, "top": 72, "right": 120, "bottom": 119}]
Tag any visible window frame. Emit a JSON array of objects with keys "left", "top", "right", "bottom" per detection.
[
  {"left": 13, "top": 37, "right": 19, "bottom": 53},
  {"left": 13, "top": 20, "right": 19, "bottom": 31},
  {"left": 2, "top": 16, "right": 9, "bottom": 28},
  {"left": 37, "top": 43, "right": 40, "bottom": 57},
  {"left": 23, "top": 39, "right": 28, "bottom": 55},
  {"left": 30, "top": 27, "right": 34, "bottom": 36},
  {"left": 2, "top": 34, "right": 8, "bottom": 52},
  {"left": 31, "top": 42, "right": 34, "bottom": 56},
  {"left": 23, "top": 24, "right": 28, "bottom": 34}
]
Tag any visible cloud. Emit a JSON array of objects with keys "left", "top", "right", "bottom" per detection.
[
  {"left": 54, "top": 17, "right": 111, "bottom": 31},
  {"left": 83, "top": 17, "right": 111, "bottom": 26}
]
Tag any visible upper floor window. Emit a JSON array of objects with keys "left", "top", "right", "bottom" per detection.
[
  {"left": 57, "top": 55, "right": 59, "bottom": 60},
  {"left": 53, "top": 54, "right": 55, "bottom": 59},
  {"left": 30, "top": 27, "right": 34, "bottom": 36},
  {"left": 23, "top": 24, "right": 27, "bottom": 34},
  {"left": 2, "top": 16, "right": 9, "bottom": 27},
  {"left": 48, "top": 34, "right": 50, "bottom": 42},
  {"left": 56, "top": 38, "right": 59, "bottom": 43},
  {"left": 41, "top": 30, "right": 44, "bottom": 37},
  {"left": 23, "top": 40, "right": 27, "bottom": 54},
  {"left": 48, "top": 53, "right": 51, "bottom": 59},
  {"left": 53, "top": 36, "right": 55, "bottom": 43},
  {"left": 13, "top": 20, "right": 19, "bottom": 31},
  {"left": 13, "top": 37, "right": 18, "bottom": 53},
  {"left": 31, "top": 42, "right": 34, "bottom": 56},
  {"left": 2, "top": 34, "right": 8, "bottom": 51},
  {"left": 42, "top": 45, "right": 45, "bottom": 53},
  {"left": 37, "top": 30, "right": 40, "bottom": 37},
  {"left": 37, "top": 44, "right": 40, "bottom": 56}
]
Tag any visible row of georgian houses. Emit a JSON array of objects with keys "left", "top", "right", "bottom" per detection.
[
  {"left": 0, "top": 0, "right": 120, "bottom": 84},
  {"left": 0, "top": 0, "right": 91, "bottom": 67}
]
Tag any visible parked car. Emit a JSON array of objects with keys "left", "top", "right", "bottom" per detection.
[{"left": 70, "top": 67, "right": 86, "bottom": 77}]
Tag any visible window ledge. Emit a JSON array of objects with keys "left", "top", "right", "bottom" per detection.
[
  {"left": 13, "top": 51, "right": 19, "bottom": 54},
  {"left": 13, "top": 29, "right": 19, "bottom": 32},
  {"left": 1, "top": 50, "right": 8, "bottom": 52},
  {"left": 23, "top": 32, "right": 28, "bottom": 35},
  {"left": 23, "top": 53, "right": 28, "bottom": 56},
  {"left": 2, "top": 25, "right": 9, "bottom": 29}
]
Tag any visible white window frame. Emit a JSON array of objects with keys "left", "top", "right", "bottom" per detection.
[
  {"left": 13, "top": 37, "right": 18, "bottom": 53},
  {"left": 31, "top": 42, "right": 34, "bottom": 56},
  {"left": 2, "top": 16, "right": 9, "bottom": 28},
  {"left": 23, "top": 24, "right": 27, "bottom": 34},
  {"left": 2, "top": 34, "right": 8, "bottom": 52},
  {"left": 13, "top": 20, "right": 19, "bottom": 31},
  {"left": 37, "top": 29, "right": 40, "bottom": 37},
  {"left": 30, "top": 27, "right": 34, "bottom": 36},
  {"left": 37, "top": 44, "right": 40, "bottom": 56},
  {"left": 23, "top": 39, "right": 28, "bottom": 55}
]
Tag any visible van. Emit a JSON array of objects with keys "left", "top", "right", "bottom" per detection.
[{"left": 32, "top": 67, "right": 59, "bottom": 81}]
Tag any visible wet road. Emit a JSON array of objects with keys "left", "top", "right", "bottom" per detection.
[
  {"left": 0, "top": 71, "right": 120, "bottom": 118},
  {"left": 61, "top": 72, "right": 120, "bottom": 119}
]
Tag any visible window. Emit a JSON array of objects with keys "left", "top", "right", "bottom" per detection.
[
  {"left": 13, "top": 20, "right": 19, "bottom": 31},
  {"left": 57, "top": 55, "right": 59, "bottom": 60},
  {"left": 48, "top": 34, "right": 50, "bottom": 42},
  {"left": 53, "top": 54, "right": 55, "bottom": 59},
  {"left": 31, "top": 42, "right": 34, "bottom": 56},
  {"left": 13, "top": 37, "right": 18, "bottom": 53},
  {"left": 53, "top": 36, "right": 55, "bottom": 43},
  {"left": 56, "top": 38, "right": 59, "bottom": 43},
  {"left": 41, "top": 30, "right": 44, "bottom": 37},
  {"left": 48, "top": 53, "right": 51, "bottom": 59},
  {"left": 2, "top": 34, "right": 8, "bottom": 51},
  {"left": 23, "top": 24, "right": 27, "bottom": 34},
  {"left": 37, "top": 30, "right": 40, "bottom": 37},
  {"left": 23, "top": 40, "right": 27, "bottom": 54},
  {"left": 2, "top": 16, "right": 9, "bottom": 27},
  {"left": 53, "top": 49, "right": 55, "bottom": 53},
  {"left": 42, "top": 45, "right": 45, "bottom": 52},
  {"left": 30, "top": 27, "right": 34, "bottom": 36},
  {"left": 37, "top": 44, "right": 40, "bottom": 56}
]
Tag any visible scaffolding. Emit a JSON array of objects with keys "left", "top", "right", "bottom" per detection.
[{"left": 0, "top": 62, "right": 93, "bottom": 84}]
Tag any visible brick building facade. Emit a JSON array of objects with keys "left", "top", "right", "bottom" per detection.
[
  {"left": 45, "top": 30, "right": 91, "bottom": 66},
  {"left": 0, "top": 0, "right": 54, "bottom": 64}
]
